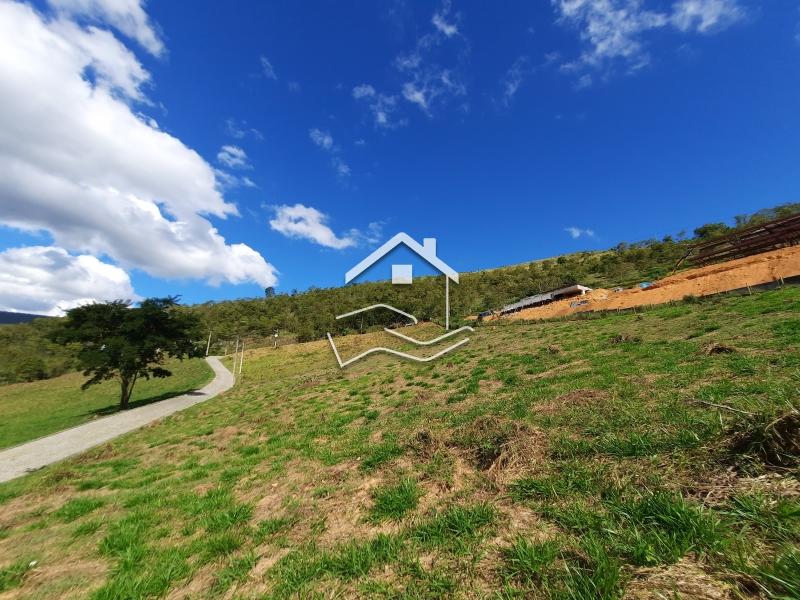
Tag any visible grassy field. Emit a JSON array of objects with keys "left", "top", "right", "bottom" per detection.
[
  {"left": 0, "top": 288, "right": 798, "bottom": 598},
  {"left": 0, "top": 358, "right": 214, "bottom": 450}
]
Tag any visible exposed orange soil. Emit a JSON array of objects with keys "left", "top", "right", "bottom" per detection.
[{"left": 500, "top": 245, "right": 800, "bottom": 321}]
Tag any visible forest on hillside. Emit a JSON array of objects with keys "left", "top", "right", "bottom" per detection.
[
  {"left": 1, "top": 202, "right": 797, "bottom": 384},
  {"left": 190, "top": 202, "right": 800, "bottom": 348}
]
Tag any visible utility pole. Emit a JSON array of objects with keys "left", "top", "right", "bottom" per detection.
[
  {"left": 238, "top": 341, "right": 245, "bottom": 375},
  {"left": 232, "top": 338, "right": 239, "bottom": 379},
  {"left": 205, "top": 332, "right": 212, "bottom": 356},
  {"left": 445, "top": 276, "right": 450, "bottom": 330}
]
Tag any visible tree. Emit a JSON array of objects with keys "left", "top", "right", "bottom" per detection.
[
  {"left": 51, "top": 297, "right": 203, "bottom": 409},
  {"left": 693, "top": 222, "right": 730, "bottom": 240}
]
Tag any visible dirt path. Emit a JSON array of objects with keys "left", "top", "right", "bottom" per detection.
[
  {"left": 500, "top": 245, "right": 800, "bottom": 321},
  {"left": 0, "top": 356, "right": 234, "bottom": 483}
]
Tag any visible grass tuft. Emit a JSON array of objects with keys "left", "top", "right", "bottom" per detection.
[{"left": 369, "top": 478, "right": 421, "bottom": 522}]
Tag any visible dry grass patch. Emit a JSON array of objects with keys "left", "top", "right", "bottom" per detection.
[
  {"left": 535, "top": 388, "right": 609, "bottom": 415},
  {"left": 623, "top": 557, "right": 737, "bottom": 600},
  {"left": 450, "top": 416, "right": 547, "bottom": 485}
]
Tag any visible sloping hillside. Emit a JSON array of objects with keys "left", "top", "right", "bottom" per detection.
[
  {"left": 2, "top": 203, "right": 798, "bottom": 385},
  {"left": 0, "top": 358, "right": 213, "bottom": 450},
  {"left": 0, "top": 286, "right": 797, "bottom": 598},
  {"left": 191, "top": 203, "right": 800, "bottom": 345},
  {"left": 0, "top": 312, "right": 48, "bottom": 325}
]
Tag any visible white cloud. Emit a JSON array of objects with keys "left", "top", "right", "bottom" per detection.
[
  {"left": 47, "top": 0, "right": 164, "bottom": 56},
  {"left": 671, "top": 0, "right": 744, "bottom": 33},
  {"left": 352, "top": 84, "right": 376, "bottom": 99},
  {"left": 260, "top": 55, "right": 277, "bottom": 79},
  {"left": 554, "top": 0, "right": 668, "bottom": 75},
  {"left": 431, "top": 0, "right": 459, "bottom": 37},
  {"left": 552, "top": 0, "right": 745, "bottom": 84},
  {"left": 332, "top": 157, "right": 351, "bottom": 178},
  {"left": 565, "top": 226, "right": 595, "bottom": 239},
  {"left": 795, "top": 5, "right": 800, "bottom": 45},
  {"left": 352, "top": 85, "right": 405, "bottom": 129},
  {"left": 309, "top": 128, "right": 334, "bottom": 151},
  {"left": 269, "top": 204, "right": 357, "bottom": 249},
  {"left": 0, "top": 1, "right": 277, "bottom": 290},
  {"left": 214, "top": 169, "right": 256, "bottom": 190},
  {"left": 225, "top": 118, "right": 263, "bottom": 141},
  {"left": 498, "top": 56, "right": 530, "bottom": 106},
  {"left": 357, "top": 221, "right": 384, "bottom": 245},
  {"left": 395, "top": 3, "right": 468, "bottom": 114},
  {"left": 287, "top": 81, "right": 301, "bottom": 92},
  {"left": 431, "top": 13, "right": 458, "bottom": 37},
  {"left": 50, "top": 19, "right": 152, "bottom": 101},
  {"left": 398, "top": 67, "right": 466, "bottom": 115},
  {"left": 352, "top": 2, "right": 466, "bottom": 126},
  {"left": 402, "top": 83, "right": 429, "bottom": 111},
  {"left": 0, "top": 246, "right": 138, "bottom": 316},
  {"left": 354, "top": 138, "right": 366, "bottom": 146},
  {"left": 217, "top": 145, "right": 250, "bottom": 169},
  {"left": 308, "top": 129, "right": 351, "bottom": 179},
  {"left": 576, "top": 73, "right": 593, "bottom": 89}
]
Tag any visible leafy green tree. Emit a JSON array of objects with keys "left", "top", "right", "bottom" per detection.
[
  {"left": 51, "top": 297, "right": 202, "bottom": 409},
  {"left": 693, "top": 222, "right": 730, "bottom": 240}
]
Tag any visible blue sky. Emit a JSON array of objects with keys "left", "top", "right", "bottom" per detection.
[{"left": 0, "top": 0, "right": 798, "bottom": 314}]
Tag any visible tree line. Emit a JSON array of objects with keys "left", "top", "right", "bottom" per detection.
[{"left": 190, "top": 202, "right": 800, "bottom": 347}]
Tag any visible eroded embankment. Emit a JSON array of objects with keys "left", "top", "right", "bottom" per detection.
[{"left": 501, "top": 245, "right": 800, "bottom": 321}]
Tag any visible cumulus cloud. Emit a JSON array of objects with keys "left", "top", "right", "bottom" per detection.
[
  {"left": 565, "top": 226, "right": 595, "bottom": 239},
  {"left": 552, "top": 0, "right": 746, "bottom": 85},
  {"left": 260, "top": 54, "right": 277, "bottom": 79},
  {"left": 0, "top": 246, "right": 138, "bottom": 316},
  {"left": 47, "top": 0, "right": 164, "bottom": 56},
  {"left": 269, "top": 204, "right": 357, "bottom": 249},
  {"left": 217, "top": 145, "right": 251, "bottom": 169},
  {"left": 0, "top": 1, "right": 277, "bottom": 293}
]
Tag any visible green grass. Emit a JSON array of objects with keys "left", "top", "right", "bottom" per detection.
[
  {"left": 0, "top": 357, "right": 213, "bottom": 449},
  {"left": 0, "top": 286, "right": 799, "bottom": 598},
  {"left": 368, "top": 478, "right": 421, "bottom": 522},
  {"left": 501, "top": 538, "right": 559, "bottom": 583},
  {"left": 0, "top": 559, "right": 34, "bottom": 592},
  {"left": 54, "top": 497, "right": 105, "bottom": 522}
]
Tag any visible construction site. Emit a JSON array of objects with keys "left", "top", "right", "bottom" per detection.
[{"left": 492, "top": 212, "right": 800, "bottom": 322}]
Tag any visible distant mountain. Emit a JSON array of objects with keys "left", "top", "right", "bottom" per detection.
[{"left": 0, "top": 311, "right": 50, "bottom": 325}]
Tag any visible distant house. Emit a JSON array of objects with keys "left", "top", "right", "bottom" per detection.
[
  {"left": 344, "top": 232, "right": 458, "bottom": 329},
  {"left": 499, "top": 284, "right": 592, "bottom": 316}
]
